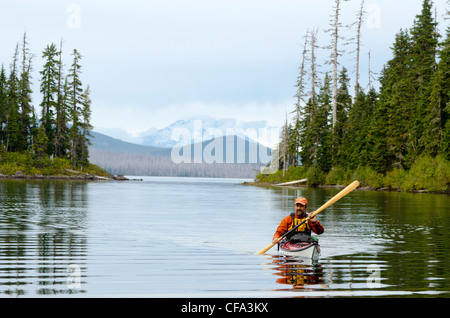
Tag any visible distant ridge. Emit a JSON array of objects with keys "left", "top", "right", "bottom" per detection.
[
  {"left": 90, "top": 131, "right": 171, "bottom": 155},
  {"left": 88, "top": 131, "right": 271, "bottom": 178}
]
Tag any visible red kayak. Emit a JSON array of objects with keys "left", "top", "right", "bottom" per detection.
[{"left": 279, "top": 240, "right": 321, "bottom": 260}]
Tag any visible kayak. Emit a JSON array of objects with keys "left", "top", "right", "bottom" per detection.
[{"left": 278, "top": 240, "right": 321, "bottom": 260}]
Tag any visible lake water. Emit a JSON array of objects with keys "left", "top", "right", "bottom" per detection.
[{"left": 0, "top": 176, "right": 449, "bottom": 298}]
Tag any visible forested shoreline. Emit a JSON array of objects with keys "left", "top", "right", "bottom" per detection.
[
  {"left": 1, "top": 1, "right": 449, "bottom": 187},
  {"left": 256, "top": 0, "right": 450, "bottom": 193},
  {"left": 0, "top": 33, "right": 107, "bottom": 177}
]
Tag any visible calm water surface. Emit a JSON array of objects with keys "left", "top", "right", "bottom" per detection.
[{"left": 0, "top": 176, "right": 449, "bottom": 297}]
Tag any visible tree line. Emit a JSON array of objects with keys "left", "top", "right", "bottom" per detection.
[
  {"left": 0, "top": 33, "right": 92, "bottom": 170},
  {"left": 89, "top": 149, "right": 261, "bottom": 178},
  {"left": 271, "top": 0, "right": 449, "bottom": 191}
]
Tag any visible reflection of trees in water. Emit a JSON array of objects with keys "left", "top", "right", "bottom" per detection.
[{"left": 0, "top": 180, "right": 88, "bottom": 296}]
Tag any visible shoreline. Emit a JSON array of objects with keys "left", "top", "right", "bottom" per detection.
[
  {"left": 241, "top": 181, "right": 450, "bottom": 195},
  {"left": 0, "top": 171, "right": 142, "bottom": 181}
]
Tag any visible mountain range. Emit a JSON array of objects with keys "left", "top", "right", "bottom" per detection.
[
  {"left": 95, "top": 117, "right": 279, "bottom": 148},
  {"left": 89, "top": 118, "right": 275, "bottom": 178}
]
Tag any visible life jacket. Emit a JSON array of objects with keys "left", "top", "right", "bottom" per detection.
[
  {"left": 288, "top": 213, "right": 312, "bottom": 235},
  {"left": 287, "top": 213, "right": 314, "bottom": 243}
]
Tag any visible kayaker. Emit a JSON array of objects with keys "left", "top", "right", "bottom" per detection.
[{"left": 272, "top": 197, "right": 324, "bottom": 244}]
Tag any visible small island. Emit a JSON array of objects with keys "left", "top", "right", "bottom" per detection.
[
  {"left": 0, "top": 150, "right": 134, "bottom": 181},
  {"left": 0, "top": 34, "right": 130, "bottom": 182},
  {"left": 0, "top": 170, "right": 133, "bottom": 181}
]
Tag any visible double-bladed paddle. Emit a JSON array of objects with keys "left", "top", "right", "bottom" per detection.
[{"left": 257, "top": 180, "right": 360, "bottom": 255}]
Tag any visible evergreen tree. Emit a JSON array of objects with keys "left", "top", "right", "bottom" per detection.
[
  {"left": 299, "top": 97, "right": 316, "bottom": 168},
  {"left": 5, "top": 44, "right": 23, "bottom": 152},
  {"left": 371, "top": 30, "right": 414, "bottom": 171},
  {"left": 332, "top": 67, "right": 352, "bottom": 167},
  {"left": 288, "top": 118, "right": 301, "bottom": 167},
  {"left": 40, "top": 43, "right": 59, "bottom": 156},
  {"left": 54, "top": 41, "right": 70, "bottom": 158},
  {"left": 422, "top": 25, "right": 449, "bottom": 156},
  {"left": 0, "top": 65, "right": 8, "bottom": 144},
  {"left": 343, "top": 87, "right": 378, "bottom": 169},
  {"left": 77, "top": 85, "right": 93, "bottom": 168},
  {"left": 438, "top": 26, "right": 450, "bottom": 160},
  {"left": 0, "top": 142, "right": 6, "bottom": 163},
  {"left": 407, "top": 0, "right": 439, "bottom": 162},
  {"left": 315, "top": 74, "right": 333, "bottom": 173},
  {"left": 279, "top": 117, "right": 291, "bottom": 175},
  {"left": 18, "top": 32, "right": 36, "bottom": 151},
  {"left": 298, "top": 29, "right": 322, "bottom": 169},
  {"left": 32, "top": 124, "right": 48, "bottom": 167},
  {"left": 67, "top": 49, "right": 83, "bottom": 169},
  {"left": 299, "top": 74, "right": 333, "bottom": 172}
]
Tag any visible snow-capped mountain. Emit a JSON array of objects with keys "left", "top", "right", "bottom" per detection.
[{"left": 140, "top": 117, "right": 279, "bottom": 148}]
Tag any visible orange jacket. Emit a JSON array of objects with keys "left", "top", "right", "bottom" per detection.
[{"left": 273, "top": 214, "right": 324, "bottom": 241}]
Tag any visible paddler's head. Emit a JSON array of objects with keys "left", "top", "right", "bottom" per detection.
[{"left": 294, "top": 197, "right": 308, "bottom": 218}]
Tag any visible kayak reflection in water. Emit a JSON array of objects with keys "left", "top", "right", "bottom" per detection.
[{"left": 272, "top": 256, "right": 324, "bottom": 288}]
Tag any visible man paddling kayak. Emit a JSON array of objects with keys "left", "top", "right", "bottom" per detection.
[
  {"left": 272, "top": 197, "right": 324, "bottom": 244},
  {"left": 258, "top": 181, "right": 358, "bottom": 255}
]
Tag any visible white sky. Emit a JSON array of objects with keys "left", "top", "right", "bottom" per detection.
[{"left": 1, "top": 0, "right": 448, "bottom": 140}]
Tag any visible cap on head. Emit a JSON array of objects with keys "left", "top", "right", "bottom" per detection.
[{"left": 295, "top": 197, "right": 308, "bottom": 206}]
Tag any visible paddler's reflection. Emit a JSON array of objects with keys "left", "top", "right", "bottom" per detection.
[{"left": 272, "top": 256, "right": 324, "bottom": 288}]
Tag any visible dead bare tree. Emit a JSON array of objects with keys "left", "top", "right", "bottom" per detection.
[
  {"left": 326, "top": 0, "right": 349, "bottom": 129},
  {"left": 353, "top": 0, "right": 366, "bottom": 98},
  {"left": 309, "top": 28, "right": 319, "bottom": 112},
  {"left": 295, "top": 31, "right": 309, "bottom": 122}
]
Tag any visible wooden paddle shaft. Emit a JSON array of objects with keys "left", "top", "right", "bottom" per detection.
[
  {"left": 308, "top": 180, "right": 360, "bottom": 219},
  {"left": 257, "top": 180, "right": 360, "bottom": 255}
]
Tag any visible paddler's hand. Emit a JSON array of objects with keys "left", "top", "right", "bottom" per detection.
[
  {"left": 272, "top": 238, "right": 281, "bottom": 244},
  {"left": 309, "top": 215, "right": 318, "bottom": 223}
]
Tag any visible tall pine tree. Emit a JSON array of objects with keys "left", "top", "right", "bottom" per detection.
[
  {"left": 5, "top": 44, "right": 22, "bottom": 152},
  {"left": 0, "top": 65, "right": 8, "bottom": 144},
  {"left": 407, "top": 0, "right": 439, "bottom": 163},
  {"left": 437, "top": 26, "right": 450, "bottom": 160},
  {"left": 54, "top": 41, "right": 70, "bottom": 158},
  {"left": 345, "top": 88, "right": 378, "bottom": 169},
  {"left": 299, "top": 74, "right": 333, "bottom": 172},
  {"left": 67, "top": 49, "right": 83, "bottom": 169},
  {"left": 77, "top": 85, "right": 93, "bottom": 168},
  {"left": 18, "top": 32, "right": 36, "bottom": 151},
  {"left": 332, "top": 67, "right": 352, "bottom": 167},
  {"left": 315, "top": 74, "right": 333, "bottom": 173},
  {"left": 40, "top": 43, "right": 60, "bottom": 156},
  {"left": 371, "top": 30, "right": 414, "bottom": 171}
]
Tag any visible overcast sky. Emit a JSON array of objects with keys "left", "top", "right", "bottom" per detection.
[{"left": 1, "top": 0, "right": 448, "bottom": 140}]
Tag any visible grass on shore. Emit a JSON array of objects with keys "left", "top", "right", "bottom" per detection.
[
  {"left": 0, "top": 151, "right": 110, "bottom": 177},
  {"left": 255, "top": 155, "right": 450, "bottom": 193}
]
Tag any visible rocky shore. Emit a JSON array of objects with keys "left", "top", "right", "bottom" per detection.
[{"left": 0, "top": 170, "right": 142, "bottom": 181}]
